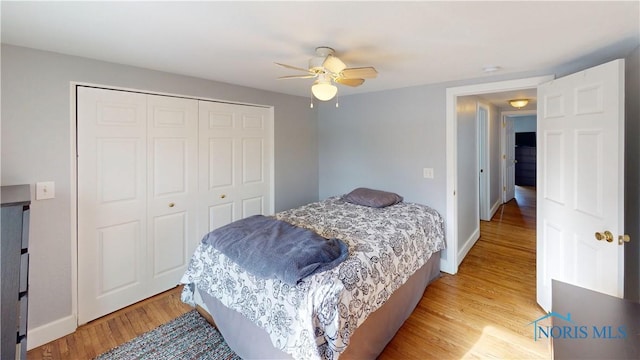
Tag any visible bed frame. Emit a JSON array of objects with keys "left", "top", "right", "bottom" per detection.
[{"left": 194, "top": 251, "right": 441, "bottom": 359}]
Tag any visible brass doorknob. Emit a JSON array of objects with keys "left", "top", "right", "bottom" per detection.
[
  {"left": 220, "top": 194, "right": 226, "bottom": 199},
  {"left": 168, "top": 202, "right": 175, "bottom": 208},
  {"left": 619, "top": 234, "right": 631, "bottom": 245},
  {"left": 595, "top": 231, "right": 614, "bottom": 242}
]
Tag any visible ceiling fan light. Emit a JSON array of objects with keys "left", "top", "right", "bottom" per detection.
[
  {"left": 509, "top": 99, "right": 529, "bottom": 109},
  {"left": 312, "top": 81, "right": 338, "bottom": 101}
]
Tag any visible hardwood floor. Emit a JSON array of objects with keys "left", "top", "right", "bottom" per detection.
[
  {"left": 380, "top": 185, "right": 549, "bottom": 359},
  {"left": 27, "top": 286, "right": 192, "bottom": 360},
  {"left": 28, "top": 186, "right": 549, "bottom": 359}
]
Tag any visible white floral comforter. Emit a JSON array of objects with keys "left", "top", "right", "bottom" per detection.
[{"left": 180, "top": 197, "right": 445, "bottom": 360}]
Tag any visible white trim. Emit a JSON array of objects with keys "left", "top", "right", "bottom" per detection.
[
  {"left": 27, "top": 314, "right": 76, "bottom": 350},
  {"left": 70, "top": 81, "right": 270, "bottom": 109},
  {"left": 458, "top": 227, "right": 480, "bottom": 267},
  {"left": 478, "top": 102, "right": 491, "bottom": 221},
  {"left": 69, "top": 83, "right": 79, "bottom": 337},
  {"left": 444, "top": 75, "right": 553, "bottom": 275},
  {"left": 268, "top": 106, "right": 276, "bottom": 215},
  {"left": 490, "top": 197, "right": 502, "bottom": 219}
]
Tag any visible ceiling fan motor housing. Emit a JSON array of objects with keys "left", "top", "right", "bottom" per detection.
[
  {"left": 308, "top": 57, "right": 326, "bottom": 73},
  {"left": 309, "top": 46, "right": 336, "bottom": 73}
]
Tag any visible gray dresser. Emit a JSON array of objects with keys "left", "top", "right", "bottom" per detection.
[{"left": 1, "top": 185, "right": 31, "bottom": 360}]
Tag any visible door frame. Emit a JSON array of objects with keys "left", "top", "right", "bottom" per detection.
[
  {"left": 501, "top": 110, "right": 537, "bottom": 203},
  {"left": 443, "top": 75, "right": 553, "bottom": 274},
  {"left": 477, "top": 103, "right": 490, "bottom": 221},
  {"left": 69, "top": 82, "right": 275, "bottom": 327}
]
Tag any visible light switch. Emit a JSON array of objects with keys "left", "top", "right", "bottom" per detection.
[
  {"left": 36, "top": 181, "right": 55, "bottom": 200},
  {"left": 423, "top": 168, "right": 434, "bottom": 179}
]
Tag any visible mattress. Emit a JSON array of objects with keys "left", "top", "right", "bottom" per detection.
[
  {"left": 195, "top": 252, "right": 441, "bottom": 359},
  {"left": 181, "top": 196, "right": 446, "bottom": 359}
]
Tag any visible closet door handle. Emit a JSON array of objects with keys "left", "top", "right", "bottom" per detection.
[
  {"left": 220, "top": 194, "right": 226, "bottom": 199},
  {"left": 168, "top": 202, "right": 175, "bottom": 208}
]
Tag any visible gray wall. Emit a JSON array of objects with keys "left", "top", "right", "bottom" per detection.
[
  {"left": 316, "top": 86, "right": 447, "bottom": 213},
  {"left": 514, "top": 115, "right": 537, "bottom": 133},
  {"left": 1, "top": 44, "right": 319, "bottom": 330},
  {"left": 624, "top": 45, "right": 640, "bottom": 301},
  {"left": 457, "top": 96, "right": 480, "bottom": 247}
]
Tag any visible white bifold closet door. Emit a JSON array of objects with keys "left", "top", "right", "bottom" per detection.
[
  {"left": 77, "top": 87, "right": 273, "bottom": 324},
  {"left": 77, "top": 87, "right": 198, "bottom": 324},
  {"left": 197, "top": 101, "right": 272, "bottom": 235}
]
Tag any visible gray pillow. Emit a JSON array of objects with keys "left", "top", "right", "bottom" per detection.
[{"left": 342, "top": 187, "right": 403, "bottom": 208}]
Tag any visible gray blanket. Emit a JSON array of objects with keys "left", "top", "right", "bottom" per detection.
[{"left": 202, "top": 215, "right": 349, "bottom": 285}]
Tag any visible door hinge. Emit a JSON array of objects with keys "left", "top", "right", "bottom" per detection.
[
  {"left": 503, "top": 186, "right": 506, "bottom": 191},
  {"left": 502, "top": 121, "right": 506, "bottom": 128},
  {"left": 502, "top": 154, "right": 506, "bottom": 160}
]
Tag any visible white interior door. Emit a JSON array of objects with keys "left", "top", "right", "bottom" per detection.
[
  {"left": 198, "top": 101, "right": 273, "bottom": 237},
  {"left": 503, "top": 116, "right": 516, "bottom": 203},
  {"left": 78, "top": 87, "right": 148, "bottom": 324},
  {"left": 146, "top": 95, "right": 198, "bottom": 296},
  {"left": 537, "top": 59, "right": 625, "bottom": 311}
]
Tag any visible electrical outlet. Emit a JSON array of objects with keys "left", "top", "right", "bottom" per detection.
[
  {"left": 36, "top": 181, "right": 55, "bottom": 200},
  {"left": 423, "top": 168, "right": 434, "bottom": 179}
]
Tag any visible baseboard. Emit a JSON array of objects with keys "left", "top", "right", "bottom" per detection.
[
  {"left": 490, "top": 199, "right": 502, "bottom": 219},
  {"left": 439, "top": 255, "right": 455, "bottom": 275},
  {"left": 457, "top": 227, "right": 481, "bottom": 266},
  {"left": 27, "top": 314, "right": 77, "bottom": 350}
]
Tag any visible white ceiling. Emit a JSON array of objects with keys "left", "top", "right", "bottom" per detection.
[{"left": 2, "top": 1, "right": 639, "bottom": 101}]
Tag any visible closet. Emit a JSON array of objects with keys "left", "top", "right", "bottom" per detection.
[{"left": 77, "top": 86, "right": 273, "bottom": 324}]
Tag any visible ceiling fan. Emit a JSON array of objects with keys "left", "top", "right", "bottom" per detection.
[{"left": 276, "top": 46, "right": 378, "bottom": 102}]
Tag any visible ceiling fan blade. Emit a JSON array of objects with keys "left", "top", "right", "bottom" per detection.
[
  {"left": 278, "top": 74, "right": 317, "bottom": 80},
  {"left": 341, "top": 67, "right": 378, "bottom": 79},
  {"left": 275, "top": 62, "right": 312, "bottom": 74},
  {"left": 323, "top": 55, "right": 347, "bottom": 74},
  {"left": 335, "top": 77, "right": 365, "bottom": 87}
]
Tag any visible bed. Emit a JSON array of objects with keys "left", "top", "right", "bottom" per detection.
[{"left": 180, "top": 189, "right": 446, "bottom": 359}]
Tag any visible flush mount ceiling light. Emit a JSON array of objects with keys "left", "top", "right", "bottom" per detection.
[
  {"left": 482, "top": 65, "right": 501, "bottom": 73},
  {"left": 509, "top": 99, "right": 529, "bottom": 109}
]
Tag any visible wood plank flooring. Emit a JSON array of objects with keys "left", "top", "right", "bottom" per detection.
[
  {"left": 28, "top": 186, "right": 549, "bottom": 359},
  {"left": 27, "top": 286, "right": 192, "bottom": 360},
  {"left": 380, "top": 185, "right": 549, "bottom": 359}
]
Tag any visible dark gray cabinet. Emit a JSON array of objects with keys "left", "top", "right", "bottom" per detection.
[{"left": 1, "top": 185, "right": 31, "bottom": 360}]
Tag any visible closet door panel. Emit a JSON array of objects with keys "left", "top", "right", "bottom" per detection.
[
  {"left": 208, "top": 138, "right": 234, "bottom": 189},
  {"left": 147, "top": 95, "right": 198, "bottom": 296},
  {"left": 97, "top": 221, "right": 141, "bottom": 293},
  {"left": 207, "top": 203, "right": 234, "bottom": 233},
  {"left": 198, "top": 101, "right": 272, "bottom": 236},
  {"left": 237, "top": 107, "right": 271, "bottom": 219},
  {"left": 198, "top": 102, "right": 237, "bottom": 236},
  {"left": 77, "top": 87, "right": 147, "bottom": 324}
]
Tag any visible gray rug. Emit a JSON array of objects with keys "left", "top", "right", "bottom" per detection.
[{"left": 94, "top": 310, "right": 241, "bottom": 360}]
